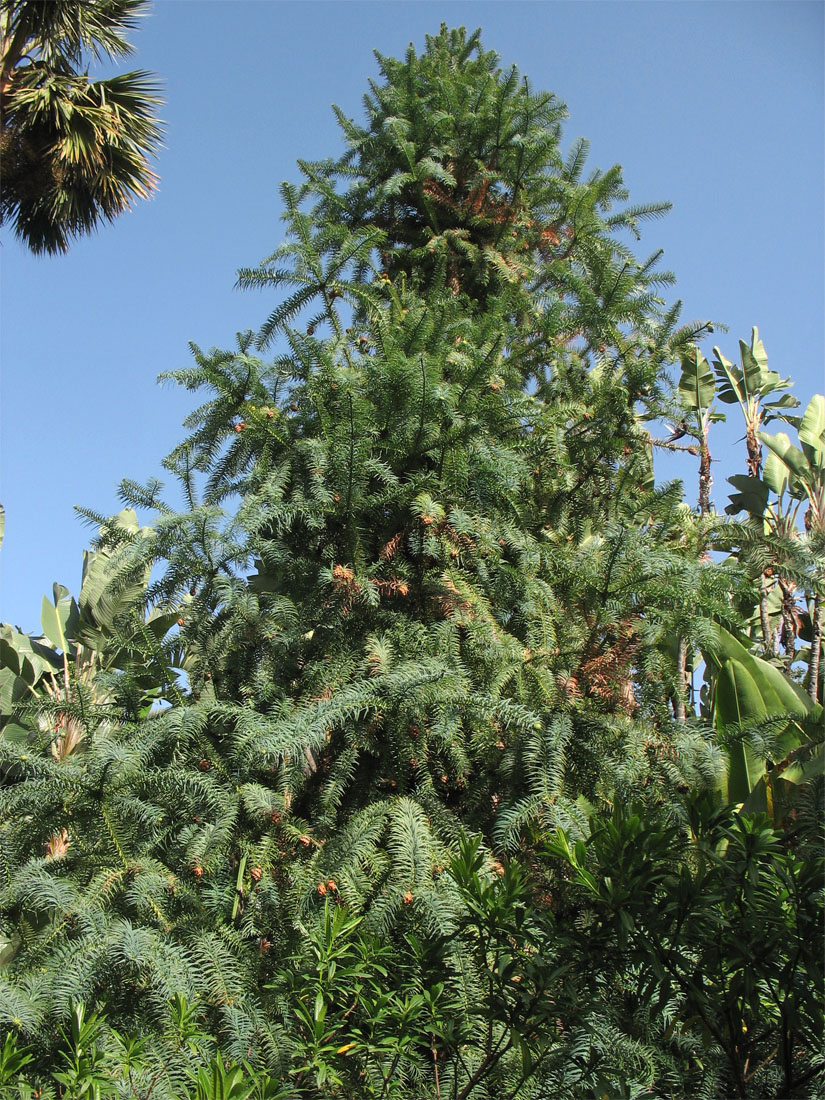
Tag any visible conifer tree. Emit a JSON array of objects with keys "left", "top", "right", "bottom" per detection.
[
  {"left": 3, "top": 18, "right": 718, "bottom": 955},
  {"left": 2, "top": 26, "right": 821, "bottom": 1100}
]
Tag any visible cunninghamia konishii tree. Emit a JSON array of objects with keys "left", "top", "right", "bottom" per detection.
[
  {"left": 4, "top": 26, "right": 820, "bottom": 1100},
  {"left": 133, "top": 26, "right": 730, "bottom": 883}
]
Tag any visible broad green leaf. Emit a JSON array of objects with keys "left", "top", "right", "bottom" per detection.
[
  {"left": 763, "top": 392, "right": 800, "bottom": 421},
  {"left": 146, "top": 609, "right": 182, "bottom": 640},
  {"left": 78, "top": 510, "right": 151, "bottom": 639},
  {"left": 703, "top": 621, "right": 812, "bottom": 718},
  {"left": 746, "top": 737, "right": 825, "bottom": 820},
  {"left": 678, "top": 346, "right": 715, "bottom": 411},
  {"left": 725, "top": 474, "right": 769, "bottom": 518},
  {"left": 39, "top": 597, "right": 66, "bottom": 653},
  {"left": 0, "top": 645, "right": 39, "bottom": 689},
  {"left": 715, "top": 389, "right": 742, "bottom": 406},
  {"left": 0, "top": 667, "right": 29, "bottom": 717},
  {"left": 52, "top": 582, "right": 71, "bottom": 605},
  {"left": 0, "top": 635, "right": 23, "bottom": 678},
  {"left": 740, "top": 775, "right": 769, "bottom": 815},
  {"left": 762, "top": 443, "right": 790, "bottom": 496},
  {"left": 714, "top": 658, "right": 767, "bottom": 723},
  {"left": 0, "top": 930, "right": 21, "bottom": 968},
  {"left": 0, "top": 626, "right": 59, "bottom": 686},
  {"left": 40, "top": 591, "right": 79, "bottom": 654},
  {"left": 713, "top": 330, "right": 796, "bottom": 423},
  {"left": 714, "top": 660, "right": 769, "bottom": 803},
  {"left": 781, "top": 742, "right": 825, "bottom": 786},
  {"left": 759, "top": 430, "right": 810, "bottom": 485},
  {"left": 703, "top": 622, "right": 812, "bottom": 804},
  {"left": 797, "top": 393, "right": 825, "bottom": 466},
  {"left": 739, "top": 333, "right": 765, "bottom": 392},
  {"left": 711, "top": 348, "right": 743, "bottom": 405},
  {"left": 759, "top": 370, "right": 789, "bottom": 396},
  {"left": 745, "top": 326, "right": 769, "bottom": 374},
  {"left": 0, "top": 721, "right": 30, "bottom": 746}
]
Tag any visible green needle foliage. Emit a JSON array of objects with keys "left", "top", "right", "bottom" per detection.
[{"left": 1, "top": 24, "right": 822, "bottom": 1100}]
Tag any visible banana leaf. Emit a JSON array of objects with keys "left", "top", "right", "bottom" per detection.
[
  {"left": 702, "top": 622, "right": 812, "bottom": 807},
  {"left": 678, "top": 346, "right": 715, "bottom": 412}
]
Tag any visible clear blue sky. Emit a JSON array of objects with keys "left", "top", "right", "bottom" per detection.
[{"left": 1, "top": 0, "right": 823, "bottom": 634}]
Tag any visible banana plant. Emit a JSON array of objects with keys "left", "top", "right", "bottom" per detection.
[
  {"left": 726, "top": 447, "right": 809, "bottom": 663},
  {"left": 670, "top": 347, "right": 723, "bottom": 720},
  {"left": 760, "top": 394, "right": 825, "bottom": 702},
  {"left": 712, "top": 327, "right": 799, "bottom": 477},
  {"left": 0, "top": 510, "right": 182, "bottom": 752},
  {"left": 0, "top": 622, "right": 59, "bottom": 737},
  {"left": 760, "top": 393, "right": 825, "bottom": 534},
  {"left": 677, "top": 345, "right": 726, "bottom": 516},
  {"left": 701, "top": 620, "right": 818, "bottom": 817},
  {"left": 713, "top": 329, "right": 800, "bottom": 656}
]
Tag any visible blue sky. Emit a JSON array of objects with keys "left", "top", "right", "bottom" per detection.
[{"left": 1, "top": 0, "right": 823, "bottom": 634}]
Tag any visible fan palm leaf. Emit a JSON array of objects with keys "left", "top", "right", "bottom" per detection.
[{"left": 0, "top": 0, "right": 162, "bottom": 254}]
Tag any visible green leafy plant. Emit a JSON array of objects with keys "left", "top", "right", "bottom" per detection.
[
  {"left": 548, "top": 798, "right": 825, "bottom": 1099},
  {"left": 713, "top": 328, "right": 799, "bottom": 478},
  {"left": 700, "top": 620, "right": 815, "bottom": 809}
]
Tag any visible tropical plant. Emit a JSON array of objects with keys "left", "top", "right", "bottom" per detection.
[
  {"left": 760, "top": 395, "right": 825, "bottom": 700},
  {"left": 1, "top": 508, "right": 181, "bottom": 741},
  {"left": 712, "top": 330, "right": 803, "bottom": 660},
  {"left": 0, "top": 0, "right": 162, "bottom": 254},
  {"left": 0, "top": 997, "right": 286, "bottom": 1099},
  {"left": 713, "top": 327, "right": 799, "bottom": 478},
  {"left": 699, "top": 619, "right": 820, "bottom": 814},
  {"left": 675, "top": 343, "right": 727, "bottom": 517},
  {"left": 721, "top": 390, "right": 825, "bottom": 697}
]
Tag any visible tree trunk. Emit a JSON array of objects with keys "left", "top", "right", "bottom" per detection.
[
  {"left": 698, "top": 434, "right": 712, "bottom": 516},
  {"left": 778, "top": 577, "right": 798, "bottom": 674},
  {"left": 673, "top": 635, "right": 688, "bottom": 722},
  {"left": 760, "top": 573, "right": 774, "bottom": 657},
  {"left": 809, "top": 592, "right": 822, "bottom": 704},
  {"left": 745, "top": 422, "right": 762, "bottom": 479}
]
